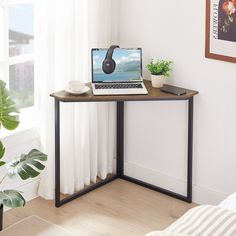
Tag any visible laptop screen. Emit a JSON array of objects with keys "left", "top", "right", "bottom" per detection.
[{"left": 92, "top": 48, "right": 142, "bottom": 83}]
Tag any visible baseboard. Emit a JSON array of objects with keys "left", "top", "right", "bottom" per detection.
[
  {"left": 124, "top": 161, "right": 228, "bottom": 205},
  {"left": 17, "top": 178, "right": 40, "bottom": 202},
  {"left": 4, "top": 179, "right": 40, "bottom": 212}
]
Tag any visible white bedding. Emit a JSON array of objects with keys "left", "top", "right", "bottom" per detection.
[
  {"left": 146, "top": 192, "right": 236, "bottom": 236},
  {"left": 219, "top": 192, "right": 236, "bottom": 213},
  {"left": 146, "top": 232, "right": 187, "bottom": 236}
]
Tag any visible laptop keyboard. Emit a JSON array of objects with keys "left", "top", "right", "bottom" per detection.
[{"left": 95, "top": 83, "right": 143, "bottom": 89}]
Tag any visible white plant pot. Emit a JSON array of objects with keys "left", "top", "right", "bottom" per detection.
[{"left": 151, "top": 75, "right": 165, "bottom": 88}]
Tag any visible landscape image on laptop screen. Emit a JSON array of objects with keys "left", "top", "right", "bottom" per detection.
[{"left": 92, "top": 48, "right": 142, "bottom": 82}]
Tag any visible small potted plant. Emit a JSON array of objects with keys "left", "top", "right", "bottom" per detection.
[
  {"left": 0, "top": 80, "right": 47, "bottom": 230},
  {"left": 146, "top": 60, "right": 173, "bottom": 88}
]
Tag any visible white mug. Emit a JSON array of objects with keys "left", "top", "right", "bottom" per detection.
[{"left": 68, "top": 80, "right": 85, "bottom": 92}]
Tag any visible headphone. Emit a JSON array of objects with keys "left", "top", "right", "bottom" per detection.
[{"left": 102, "top": 45, "right": 120, "bottom": 74}]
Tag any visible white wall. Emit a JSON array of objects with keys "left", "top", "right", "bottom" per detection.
[{"left": 118, "top": 0, "right": 236, "bottom": 205}]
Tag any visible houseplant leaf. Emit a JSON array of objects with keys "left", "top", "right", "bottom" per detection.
[
  {"left": 0, "top": 161, "right": 5, "bottom": 167},
  {"left": 0, "top": 141, "right": 6, "bottom": 166},
  {"left": 7, "top": 149, "right": 47, "bottom": 180},
  {"left": 0, "top": 190, "right": 25, "bottom": 208},
  {"left": 0, "top": 80, "right": 19, "bottom": 130}
]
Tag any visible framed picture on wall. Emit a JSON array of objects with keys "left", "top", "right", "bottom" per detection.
[{"left": 205, "top": 0, "right": 236, "bottom": 63}]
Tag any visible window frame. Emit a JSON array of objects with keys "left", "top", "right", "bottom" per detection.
[
  {"left": 0, "top": 0, "right": 37, "bottom": 135},
  {"left": 0, "top": 0, "right": 35, "bottom": 110}
]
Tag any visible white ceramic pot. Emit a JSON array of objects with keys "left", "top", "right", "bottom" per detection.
[{"left": 151, "top": 75, "right": 165, "bottom": 88}]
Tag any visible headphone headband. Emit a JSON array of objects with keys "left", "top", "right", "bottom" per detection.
[{"left": 105, "top": 45, "right": 120, "bottom": 59}]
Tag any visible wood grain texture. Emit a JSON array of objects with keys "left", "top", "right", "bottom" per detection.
[
  {"left": 4, "top": 180, "right": 196, "bottom": 236},
  {"left": 50, "top": 80, "right": 198, "bottom": 102}
]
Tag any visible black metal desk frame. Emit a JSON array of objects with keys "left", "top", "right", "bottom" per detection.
[{"left": 54, "top": 90, "right": 195, "bottom": 207}]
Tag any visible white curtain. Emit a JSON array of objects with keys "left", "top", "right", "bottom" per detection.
[{"left": 35, "top": 0, "right": 118, "bottom": 199}]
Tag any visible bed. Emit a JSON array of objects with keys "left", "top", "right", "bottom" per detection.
[{"left": 146, "top": 193, "right": 236, "bottom": 236}]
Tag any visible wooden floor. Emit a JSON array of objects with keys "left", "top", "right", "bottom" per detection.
[{"left": 4, "top": 179, "right": 196, "bottom": 236}]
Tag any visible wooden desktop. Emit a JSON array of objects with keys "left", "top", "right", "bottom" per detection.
[{"left": 51, "top": 80, "right": 198, "bottom": 102}]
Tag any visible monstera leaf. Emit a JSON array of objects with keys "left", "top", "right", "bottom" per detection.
[
  {"left": 0, "top": 190, "right": 25, "bottom": 208},
  {"left": 0, "top": 80, "right": 19, "bottom": 130},
  {"left": 0, "top": 141, "right": 5, "bottom": 167},
  {"left": 7, "top": 149, "right": 47, "bottom": 180}
]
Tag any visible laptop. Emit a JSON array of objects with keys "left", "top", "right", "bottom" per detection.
[{"left": 91, "top": 47, "right": 148, "bottom": 95}]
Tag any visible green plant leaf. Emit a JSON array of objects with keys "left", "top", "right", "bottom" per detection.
[
  {"left": 7, "top": 149, "right": 47, "bottom": 180},
  {"left": 0, "top": 190, "right": 25, "bottom": 208},
  {"left": 0, "top": 140, "right": 5, "bottom": 159},
  {"left": 146, "top": 60, "right": 173, "bottom": 77},
  {"left": 0, "top": 80, "right": 19, "bottom": 130},
  {"left": 0, "top": 161, "right": 5, "bottom": 166}
]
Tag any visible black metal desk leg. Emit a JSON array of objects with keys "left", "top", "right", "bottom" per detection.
[
  {"left": 117, "top": 101, "right": 124, "bottom": 177},
  {"left": 54, "top": 100, "right": 118, "bottom": 207},
  {"left": 187, "top": 97, "right": 194, "bottom": 203},
  {"left": 55, "top": 99, "right": 61, "bottom": 207}
]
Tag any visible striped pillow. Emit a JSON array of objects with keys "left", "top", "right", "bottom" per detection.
[
  {"left": 145, "top": 231, "right": 188, "bottom": 236},
  {"left": 166, "top": 205, "right": 236, "bottom": 236}
]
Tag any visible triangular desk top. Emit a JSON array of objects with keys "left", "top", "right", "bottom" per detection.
[{"left": 50, "top": 80, "right": 198, "bottom": 102}]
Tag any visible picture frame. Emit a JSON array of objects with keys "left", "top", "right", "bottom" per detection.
[{"left": 205, "top": 0, "right": 236, "bottom": 63}]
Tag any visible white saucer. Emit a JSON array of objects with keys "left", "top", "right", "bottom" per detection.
[{"left": 65, "top": 86, "right": 90, "bottom": 95}]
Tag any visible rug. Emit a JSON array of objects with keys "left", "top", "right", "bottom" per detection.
[{"left": 1, "top": 215, "right": 77, "bottom": 236}]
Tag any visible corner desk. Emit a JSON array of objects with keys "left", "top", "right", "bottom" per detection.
[{"left": 51, "top": 80, "right": 198, "bottom": 207}]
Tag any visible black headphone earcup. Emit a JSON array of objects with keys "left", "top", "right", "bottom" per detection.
[{"left": 102, "top": 59, "right": 116, "bottom": 74}]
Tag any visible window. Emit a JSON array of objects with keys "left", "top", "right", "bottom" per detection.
[{"left": 0, "top": 0, "right": 34, "bottom": 110}]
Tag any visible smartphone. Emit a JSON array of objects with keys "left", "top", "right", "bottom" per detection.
[{"left": 160, "top": 84, "right": 186, "bottom": 96}]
